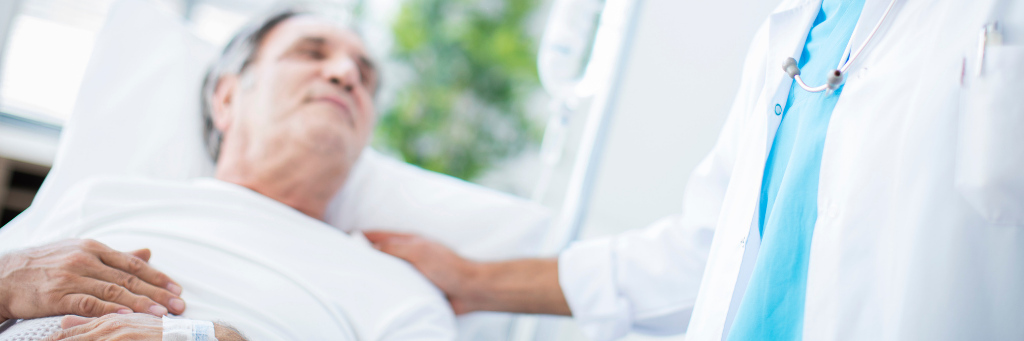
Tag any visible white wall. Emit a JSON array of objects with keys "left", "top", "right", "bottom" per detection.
[
  {"left": 552, "top": 0, "right": 779, "bottom": 339},
  {"left": 583, "top": 0, "right": 778, "bottom": 238}
]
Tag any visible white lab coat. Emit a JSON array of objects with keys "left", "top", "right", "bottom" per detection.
[{"left": 557, "top": 0, "right": 1024, "bottom": 340}]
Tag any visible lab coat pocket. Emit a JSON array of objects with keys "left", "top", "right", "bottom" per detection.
[{"left": 956, "top": 45, "right": 1024, "bottom": 226}]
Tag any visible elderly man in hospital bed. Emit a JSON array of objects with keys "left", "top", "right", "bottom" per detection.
[{"left": 0, "top": 4, "right": 550, "bottom": 340}]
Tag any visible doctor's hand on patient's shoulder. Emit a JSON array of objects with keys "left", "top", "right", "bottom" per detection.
[
  {"left": 0, "top": 239, "right": 186, "bottom": 322},
  {"left": 365, "top": 231, "right": 570, "bottom": 316},
  {"left": 364, "top": 231, "right": 480, "bottom": 314},
  {"left": 41, "top": 314, "right": 249, "bottom": 341}
]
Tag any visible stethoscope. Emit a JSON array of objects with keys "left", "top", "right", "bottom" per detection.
[{"left": 783, "top": 0, "right": 900, "bottom": 93}]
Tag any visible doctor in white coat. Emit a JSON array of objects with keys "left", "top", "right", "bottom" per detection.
[{"left": 366, "top": 0, "right": 1024, "bottom": 340}]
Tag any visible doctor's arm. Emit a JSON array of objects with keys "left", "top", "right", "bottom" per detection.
[
  {"left": 367, "top": 106, "right": 739, "bottom": 337},
  {"left": 367, "top": 42, "right": 751, "bottom": 335},
  {"left": 366, "top": 74, "right": 747, "bottom": 320},
  {"left": 373, "top": 16, "right": 761, "bottom": 341},
  {"left": 364, "top": 231, "right": 571, "bottom": 316},
  {"left": 369, "top": 132, "right": 732, "bottom": 338}
]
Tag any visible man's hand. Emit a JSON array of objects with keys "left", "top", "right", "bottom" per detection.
[
  {"left": 45, "top": 314, "right": 249, "bottom": 341},
  {"left": 0, "top": 239, "right": 186, "bottom": 321},
  {"left": 365, "top": 231, "right": 571, "bottom": 316}
]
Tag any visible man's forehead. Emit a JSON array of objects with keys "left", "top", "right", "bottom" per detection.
[{"left": 260, "top": 16, "right": 367, "bottom": 55}]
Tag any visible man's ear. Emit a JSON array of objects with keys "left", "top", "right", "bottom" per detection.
[{"left": 212, "top": 75, "right": 240, "bottom": 133}]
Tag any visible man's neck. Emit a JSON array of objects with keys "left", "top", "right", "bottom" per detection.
[{"left": 213, "top": 139, "right": 351, "bottom": 221}]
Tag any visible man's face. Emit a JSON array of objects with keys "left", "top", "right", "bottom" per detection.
[{"left": 213, "top": 16, "right": 378, "bottom": 168}]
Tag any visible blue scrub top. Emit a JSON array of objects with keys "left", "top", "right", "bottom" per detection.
[{"left": 726, "top": 0, "right": 865, "bottom": 340}]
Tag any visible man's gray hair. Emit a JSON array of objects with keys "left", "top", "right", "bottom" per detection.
[{"left": 200, "top": 9, "right": 306, "bottom": 162}]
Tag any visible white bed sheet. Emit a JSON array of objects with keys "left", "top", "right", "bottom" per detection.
[{"left": 0, "top": 177, "right": 457, "bottom": 341}]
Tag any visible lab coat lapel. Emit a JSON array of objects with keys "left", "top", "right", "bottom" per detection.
[
  {"left": 685, "top": 2, "right": 822, "bottom": 340},
  {"left": 764, "top": 0, "right": 821, "bottom": 154}
]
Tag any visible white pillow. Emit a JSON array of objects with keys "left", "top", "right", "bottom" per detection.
[{"left": 329, "top": 150, "right": 550, "bottom": 261}]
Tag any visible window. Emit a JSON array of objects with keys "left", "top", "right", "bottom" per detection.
[
  {"left": 0, "top": 0, "right": 114, "bottom": 124},
  {"left": 0, "top": 0, "right": 277, "bottom": 125}
]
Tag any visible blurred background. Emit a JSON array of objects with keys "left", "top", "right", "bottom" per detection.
[{"left": 0, "top": 0, "right": 776, "bottom": 339}]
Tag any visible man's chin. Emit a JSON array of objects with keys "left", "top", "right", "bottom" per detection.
[
  {"left": 293, "top": 125, "right": 362, "bottom": 156},
  {"left": 269, "top": 110, "right": 366, "bottom": 159}
]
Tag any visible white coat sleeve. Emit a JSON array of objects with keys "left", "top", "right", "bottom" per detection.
[{"left": 556, "top": 19, "right": 769, "bottom": 340}]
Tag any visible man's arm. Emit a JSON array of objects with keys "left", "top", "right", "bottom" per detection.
[
  {"left": 0, "top": 239, "right": 186, "bottom": 321},
  {"left": 364, "top": 232, "right": 571, "bottom": 316},
  {"left": 214, "top": 322, "right": 249, "bottom": 341},
  {"left": 41, "top": 314, "right": 249, "bottom": 341}
]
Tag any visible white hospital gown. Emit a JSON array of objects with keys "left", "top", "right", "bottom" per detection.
[{"left": 0, "top": 177, "right": 456, "bottom": 341}]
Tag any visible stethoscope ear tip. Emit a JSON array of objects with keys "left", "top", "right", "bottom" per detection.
[
  {"left": 826, "top": 69, "right": 845, "bottom": 90},
  {"left": 782, "top": 57, "right": 801, "bottom": 78}
]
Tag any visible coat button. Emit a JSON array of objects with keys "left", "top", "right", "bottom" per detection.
[
  {"left": 774, "top": 104, "right": 783, "bottom": 115},
  {"left": 827, "top": 203, "right": 839, "bottom": 218},
  {"left": 740, "top": 236, "right": 747, "bottom": 247}
]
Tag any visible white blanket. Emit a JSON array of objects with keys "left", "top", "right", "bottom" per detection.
[{"left": 0, "top": 177, "right": 456, "bottom": 341}]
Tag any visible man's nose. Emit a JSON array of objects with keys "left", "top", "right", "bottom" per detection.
[{"left": 324, "top": 57, "right": 360, "bottom": 93}]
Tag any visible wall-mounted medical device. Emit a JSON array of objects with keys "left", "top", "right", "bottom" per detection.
[
  {"left": 515, "top": 0, "right": 644, "bottom": 340},
  {"left": 533, "top": 0, "right": 644, "bottom": 253}
]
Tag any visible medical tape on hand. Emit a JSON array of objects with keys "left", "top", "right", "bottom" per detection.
[{"left": 162, "top": 315, "right": 218, "bottom": 341}]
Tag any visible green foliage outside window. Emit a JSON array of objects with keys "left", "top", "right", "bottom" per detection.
[{"left": 374, "top": 0, "right": 542, "bottom": 181}]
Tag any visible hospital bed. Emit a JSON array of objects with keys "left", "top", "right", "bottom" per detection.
[{"left": 0, "top": 0, "right": 553, "bottom": 339}]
